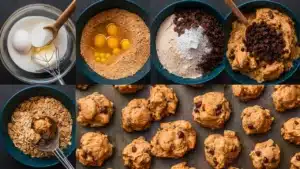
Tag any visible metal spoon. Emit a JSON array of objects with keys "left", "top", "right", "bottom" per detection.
[
  {"left": 36, "top": 117, "right": 74, "bottom": 169},
  {"left": 39, "top": 0, "right": 76, "bottom": 48},
  {"left": 225, "top": 0, "right": 249, "bottom": 25}
]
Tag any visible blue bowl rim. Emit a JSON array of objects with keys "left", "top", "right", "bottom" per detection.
[
  {"left": 151, "top": 0, "right": 226, "bottom": 84},
  {"left": 0, "top": 85, "right": 76, "bottom": 168},
  {"left": 224, "top": 0, "right": 300, "bottom": 84},
  {"left": 76, "top": 0, "right": 151, "bottom": 84}
]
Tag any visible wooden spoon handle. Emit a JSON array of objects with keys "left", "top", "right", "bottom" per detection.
[
  {"left": 53, "top": 0, "right": 76, "bottom": 30},
  {"left": 225, "top": 0, "right": 248, "bottom": 25}
]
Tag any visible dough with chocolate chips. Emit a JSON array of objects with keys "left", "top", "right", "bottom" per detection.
[
  {"left": 122, "top": 137, "right": 151, "bottom": 169},
  {"left": 204, "top": 130, "right": 241, "bottom": 169},
  {"left": 193, "top": 92, "right": 231, "bottom": 129},
  {"left": 171, "top": 162, "right": 196, "bottom": 169},
  {"left": 148, "top": 85, "right": 178, "bottom": 121},
  {"left": 241, "top": 105, "right": 274, "bottom": 135},
  {"left": 122, "top": 99, "right": 152, "bottom": 132},
  {"left": 76, "top": 132, "right": 113, "bottom": 167},
  {"left": 114, "top": 85, "right": 144, "bottom": 94},
  {"left": 77, "top": 92, "right": 114, "bottom": 127},
  {"left": 150, "top": 120, "right": 196, "bottom": 158},
  {"left": 232, "top": 85, "right": 264, "bottom": 101},
  {"left": 250, "top": 139, "right": 280, "bottom": 169},
  {"left": 290, "top": 152, "right": 300, "bottom": 169},
  {"left": 281, "top": 117, "right": 300, "bottom": 145},
  {"left": 272, "top": 85, "right": 300, "bottom": 112}
]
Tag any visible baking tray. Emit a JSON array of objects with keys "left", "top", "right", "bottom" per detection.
[{"left": 76, "top": 85, "right": 300, "bottom": 169}]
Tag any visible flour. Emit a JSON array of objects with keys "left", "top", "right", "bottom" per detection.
[{"left": 176, "top": 26, "right": 211, "bottom": 60}]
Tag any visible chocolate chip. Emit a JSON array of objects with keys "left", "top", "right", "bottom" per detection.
[
  {"left": 177, "top": 131, "right": 184, "bottom": 138},
  {"left": 132, "top": 146, "right": 137, "bottom": 152},
  {"left": 208, "top": 149, "right": 215, "bottom": 155},
  {"left": 263, "top": 157, "right": 269, "bottom": 163},
  {"left": 296, "top": 155, "right": 300, "bottom": 161},
  {"left": 241, "top": 47, "right": 245, "bottom": 52},
  {"left": 255, "top": 151, "right": 261, "bottom": 156},
  {"left": 194, "top": 108, "right": 199, "bottom": 113},
  {"left": 268, "top": 11, "right": 274, "bottom": 19},
  {"left": 213, "top": 158, "right": 218, "bottom": 166},
  {"left": 295, "top": 121, "right": 299, "bottom": 125},
  {"left": 99, "top": 107, "right": 108, "bottom": 114},
  {"left": 195, "top": 101, "right": 202, "bottom": 108},
  {"left": 248, "top": 124, "right": 255, "bottom": 129}
]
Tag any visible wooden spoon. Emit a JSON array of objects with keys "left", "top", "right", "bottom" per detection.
[
  {"left": 225, "top": 0, "right": 249, "bottom": 25},
  {"left": 43, "top": 0, "right": 76, "bottom": 46}
]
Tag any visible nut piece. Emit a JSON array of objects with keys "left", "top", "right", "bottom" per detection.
[
  {"left": 77, "top": 92, "right": 114, "bottom": 127},
  {"left": 171, "top": 162, "right": 196, "bottom": 169},
  {"left": 150, "top": 120, "right": 196, "bottom": 158},
  {"left": 250, "top": 139, "right": 280, "bottom": 169},
  {"left": 193, "top": 92, "right": 231, "bottom": 129},
  {"left": 281, "top": 117, "right": 300, "bottom": 145},
  {"left": 290, "top": 152, "right": 300, "bottom": 169},
  {"left": 122, "top": 99, "right": 152, "bottom": 132},
  {"left": 76, "top": 132, "right": 113, "bottom": 167},
  {"left": 272, "top": 85, "right": 300, "bottom": 112},
  {"left": 148, "top": 85, "right": 178, "bottom": 121},
  {"left": 114, "top": 85, "right": 144, "bottom": 94},
  {"left": 232, "top": 85, "right": 264, "bottom": 101},
  {"left": 204, "top": 130, "right": 241, "bottom": 169},
  {"left": 122, "top": 137, "right": 151, "bottom": 169},
  {"left": 241, "top": 105, "right": 274, "bottom": 135}
]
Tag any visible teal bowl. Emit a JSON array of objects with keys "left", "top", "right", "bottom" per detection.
[
  {"left": 77, "top": 0, "right": 150, "bottom": 84},
  {"left": 224, "top": 0, "right": 300, "bottom": 84},
  {"left": 151, "top": 0, "right": 225, "bottom": 84},
  {"left": 0, "top": 86, "right": 76, "bottom": 168}
]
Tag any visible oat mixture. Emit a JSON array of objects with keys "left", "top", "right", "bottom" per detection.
[{"left": 8, "top": 96, "right": 72, "bottom": 158}]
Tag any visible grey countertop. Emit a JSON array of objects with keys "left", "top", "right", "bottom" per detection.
[
  {"left": 76, "top": 0, "right": 300, "bottom": 84},
  {"left": 0, "top": 85, "right": 76, "bottom": 169},
  {"left": 0, "top": 0, "right": 76, "bottom": 84}
]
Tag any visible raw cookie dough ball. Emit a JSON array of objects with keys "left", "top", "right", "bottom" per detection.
[
  {"left": 232, "top": 85, "right": 264, "bottom": 101},
  {"left": 76, "top": 132, "right": 113, "bottom": 167},
  {"left": 290, "top": 152, "right": 300, "bottom": 169},
  {"left": 192, "top": 92, "right": 231, "bottom": 129},
  {"left": 77, "top": 92, "right": 114, "bottom": 127},
  {"left": 150, "top": 120, "right": 196, "bottom": 158},
  {"left": 272, "top": 85, "right": 300, "bottom": 112},
  {"left": 122, "top": 99, "right": 152, "bottom": 132},
  {"left": 281, "top": 117, "right": 300, "bottom": 145},
  {"left": 250, "top": 139, "right": 280, "bottom": 169},
  {"left": 171, "top": 162, "right": 196, "bottom": 169},
  {"left": 204, "top": 130, "right": 241, "bottom": 169},
  {"left": 114, "top": 85, "right": 144, "bottom": 94},
  {"left": 148, "top": 85, "right": 178, "bottom": 121},
  {"left": 241, "top": 105, "right": 274, "bottom": 135},
  {"left": 122, "top": 137, "right": 151, "bottom": 169}
]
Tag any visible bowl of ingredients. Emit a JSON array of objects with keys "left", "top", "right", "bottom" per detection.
[
  {"left": 77, "top": 0, "right": 151, "bottom": 84},
  {"left": 0, "top": 4, "right": 76, "bottom": 84},
  {"left": 0, "top": 86, "right": 76, "bottom": 167},
  {"left": 151, "top": 0, "right": 225, "bottom": 84},
  {"left": 225, "top": 0, "right": 300, "bottom": 84}
]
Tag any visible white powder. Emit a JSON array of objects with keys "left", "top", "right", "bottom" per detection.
[{"left": 176, "top": 26, "right": 211, "bottom": 60}]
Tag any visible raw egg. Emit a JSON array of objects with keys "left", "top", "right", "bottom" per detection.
[{"left": 94, "top": 34, "right": 106, "bottom": 48}]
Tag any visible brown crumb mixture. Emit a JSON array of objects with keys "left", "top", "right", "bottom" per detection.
[{"left": 8, "top": 96, "right": 72, "bottom": 158}]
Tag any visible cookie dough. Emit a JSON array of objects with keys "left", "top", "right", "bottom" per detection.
[
  {"left": 76, "top": 132, "right": 113, "bottom": 167},
  {"left": 241, "top": 105, "right": 274, "bottom": 135},
  {"left": 227, "top": 8, "right": 300, "bottom": 83},
  {"left": 171, "top": 162, "right": 195, "bottom": 169},
  {"left": 122, "top": 137, "right": 151, "bottom": 169},
  {"left": 204, "top": 130, "right": 241, "bottom": 169},
  {"left": 232, "top": 85, "right": 264, "bottom": 101},
  {"left": 281, "top": 117, "right": 300, "bottom": 145},
  {"left": 290, "top": 152, "right": 300, "bottom": 169},
  {"left": 192, "top": 92, "right": 231, "bottom": 129},
  {"left": 114, "top": 85, "right": 144, "bottom": 94},
  {"left": 150, "top": 120, "right": 196, "bottom": 158},
  {"left": 250, "top": 139, "right": 280, "bottom": 169},
  {"left": 148, "top": 85, "right": 178, "bottom": 121},
  {"left": 122, "top": 99, "right": 152, "bottom": 132},
  {"left": 272, "top": 85, "right": 300, "bottom": 112},
  {"left": 77, "top": 92, "right": 114, "bottom": 127}
]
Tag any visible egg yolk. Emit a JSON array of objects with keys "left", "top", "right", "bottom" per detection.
[
  {"left": 95, "top": 57, "right": 101, "bottom": 62},
  {"left": 106, "top": 23, "right": 118, "bottom": 36},
  {"left": 107, "top": 37, "right": 119, "bottom": 49},
  {"left": 94, "top": 34, "right": 106, "bottom": 48},
  {"left": 121, "top": 39, "right": 131, "bottom": 50}
]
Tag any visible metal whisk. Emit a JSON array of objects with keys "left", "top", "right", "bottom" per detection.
[{"left": 31, "top": 45, "right": 65, "bottom": 85}]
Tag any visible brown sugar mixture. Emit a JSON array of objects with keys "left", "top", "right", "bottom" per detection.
[{"left": 80, "top": 9, "right": 150, "bottom": 79}]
